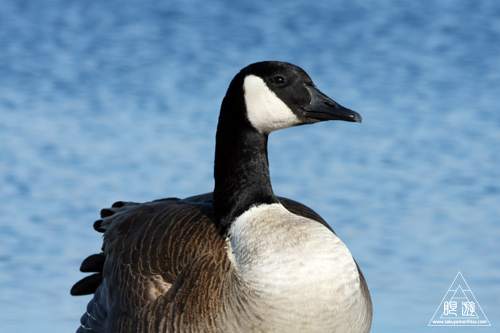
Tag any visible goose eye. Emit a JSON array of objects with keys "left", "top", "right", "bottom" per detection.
[{"left": 272, "top": 75, "right": 287, "bottom": 85}]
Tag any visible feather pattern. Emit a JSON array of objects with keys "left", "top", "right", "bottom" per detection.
[{"left": 74, "top": 194, "right": 372, "bottom": 332}]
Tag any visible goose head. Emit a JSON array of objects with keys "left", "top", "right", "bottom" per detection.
[{"left": 219, "top": 61, "right": 361, "bottom": 135}]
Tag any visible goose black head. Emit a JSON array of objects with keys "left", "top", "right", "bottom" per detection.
[{"left": 221, "top": 61, "right": 361, "bottom": 135}]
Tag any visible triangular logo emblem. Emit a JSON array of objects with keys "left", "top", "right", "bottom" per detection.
[{"left": 429, "top": 271, "right": 491, "bottom": 326}]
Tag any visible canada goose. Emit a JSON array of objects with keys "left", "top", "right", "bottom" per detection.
[{"left": 71, "top": 61, "right": 372, "bottom": 332}]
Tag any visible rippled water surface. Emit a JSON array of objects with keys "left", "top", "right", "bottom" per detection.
[{"left": 1, "top": 1, "right": 499, "bottom": 332}]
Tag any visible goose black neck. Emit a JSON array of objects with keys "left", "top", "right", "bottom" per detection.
[{"left": 213, "top": 79, "right": 278, "bottom": 236}]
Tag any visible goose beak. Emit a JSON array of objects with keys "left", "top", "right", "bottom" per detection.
[{"left": 302, "top": 85, "right": 362, "bottom": 123}]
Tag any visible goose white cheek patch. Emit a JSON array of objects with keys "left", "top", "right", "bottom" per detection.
[{"left": 243, "top": 75, "right": 300, "bottom": 134}]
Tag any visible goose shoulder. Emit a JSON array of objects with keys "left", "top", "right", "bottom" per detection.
[{"left": 72, "top": 193, "right": 337, "bottom": 332}]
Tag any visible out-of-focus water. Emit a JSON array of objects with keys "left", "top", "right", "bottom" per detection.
[{"left": 1, "top": 0, "right": 499, "bottom": 331}]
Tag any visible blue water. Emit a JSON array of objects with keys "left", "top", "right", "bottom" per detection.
[{"left": 1, "top": 0, "right": 499, "bottom": 332}]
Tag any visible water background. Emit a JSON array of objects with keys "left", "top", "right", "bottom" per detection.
[{"left": 1, "top": 0, "right": 499, "bottom": 332}]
